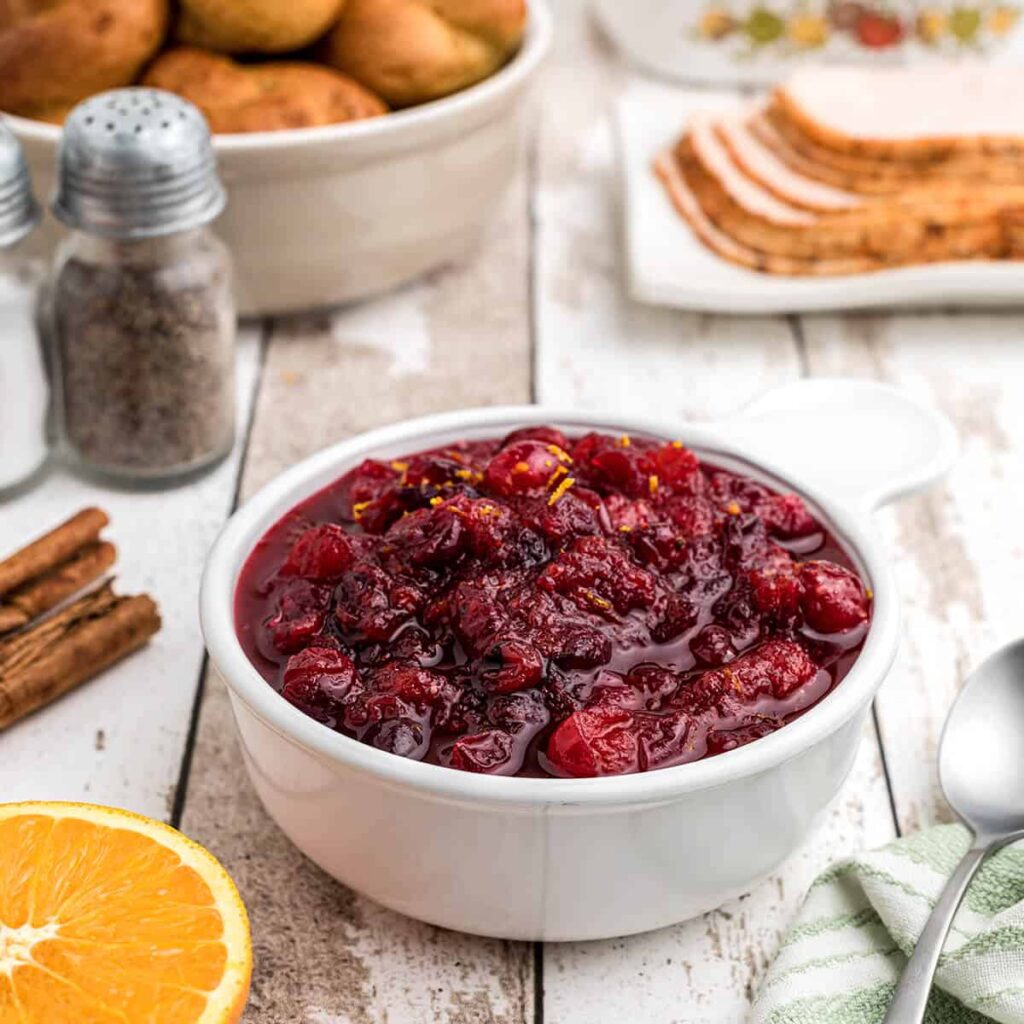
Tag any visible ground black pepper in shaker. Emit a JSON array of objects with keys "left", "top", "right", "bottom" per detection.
[{"left": 51, "top": 88, "right": 235, "bottom": 485}]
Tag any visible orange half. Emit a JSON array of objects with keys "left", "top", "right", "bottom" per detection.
[{"left": 0, "top": 801, "right": 251, "bottom": 1024}]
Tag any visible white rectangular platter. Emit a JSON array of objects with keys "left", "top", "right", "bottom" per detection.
[{"left": 618, "top": 79, "right": 1024, "bottom": 315}]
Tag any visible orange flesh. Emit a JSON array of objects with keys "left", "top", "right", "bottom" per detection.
[{"left": 0, "top": 805, "right": 250, "bottom": 1024}]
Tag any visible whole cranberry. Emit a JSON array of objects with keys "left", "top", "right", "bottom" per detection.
[
  {"left": 374, "top": 666, "right": 463, "bottom": 731},
  {"left": 748, "top": 564, "right": 804, "bottom": 622},
  {"left": 448, "top": 573, "right": 519, "bottom": 656},
  {"left": 588, "top": 448, "right": 653, "bottom": 499},
  {"left": 485, "top": 441, "right": 568, "bottom": 497},
  {"left": 481, "top": 639, "right": 545, "bottom": 693},
  {"left": 690, "top": 624, "right": 736, "bottom": 667},
  {"left": 756, "top": 493, "right": 819, "bottom": 540},
  {"left": 282, "top": 523, "right": 356, "bottom": 580},
  {"left": 264, "top": 578, "right": 332, "bottom": 654},
  {"left": 501, "top": 426, "right": 571, "bottom": 451},
  {"left": 334, "top": 563, "right": 425, "bottom": 642},
  {"left": 383, "top": 505, "right": 466, "bottom": 570},
  {"left": 340, "top": 459, "right": 400, "bottom": 516},
  {"left": 800, "top": 561, "right": 871, "bottom": 633},
  {"left": 678, "top": 638, "right": 819, "bottom": 710},
  {"left": 651, "top": 442, "right": 701, "bottom": 494},
  {"left": 738, "top": 638, "right": 819, "bottom": 700},
  {"left": 401, "top": 454, "right": 471, "bottom": 491},
  {"left": 546, "top": 706, "right": 640, "bottom": 777},
  {"left": 335, "top": 460, "right": 409, "bottom": 533},
  {"left": 281, "top": 647, "right": 359, "bottom": 724}
]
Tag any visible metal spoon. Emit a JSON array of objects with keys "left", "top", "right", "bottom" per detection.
[{"left": 883, "top": 639, "right": 1024, "bottom": 1023}]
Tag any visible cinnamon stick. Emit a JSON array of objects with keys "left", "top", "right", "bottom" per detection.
[
  {"left": 0, "top": 508, "right": 109, "bottom": 596},
  {"left": 0, "top": 541, "right": 117, "bottom": 634},
  {"left": 0, "top": 606, "right": 27, "bottom": 634},
  {"left": 0, "top": 582, "right": 161, "bottom": 731}
]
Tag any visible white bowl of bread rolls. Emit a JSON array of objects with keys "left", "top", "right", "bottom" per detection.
[{"left": 1, "top": 0, "right": 552, "bottom": 315}]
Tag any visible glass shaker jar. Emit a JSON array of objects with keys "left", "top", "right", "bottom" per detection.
[
  {"left": 51, "top": 89, "right": 235, "bottom": 486},
  {"left": 0, "top": 121, "right": 46, "bottom": 497}
]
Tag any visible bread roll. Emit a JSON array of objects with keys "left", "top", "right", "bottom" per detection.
[
  {"left": 177, "top": 0, "right": 345, "bottom": 54},
  {"left": 143, "top": 47, "right": 387, "bottom": 134},
  {"left": 322, "top": 0, "right": 526, "bottom": 108},
  {"left": 0, "top": 0, "right": 168, "bottom": 120}
]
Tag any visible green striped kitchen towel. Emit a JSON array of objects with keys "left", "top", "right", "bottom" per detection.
[{"left": 752, "top": 824, "right": 1024, "bottom": 1024}]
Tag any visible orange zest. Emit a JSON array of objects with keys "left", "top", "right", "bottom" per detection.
[
  {"left": 0, "top": 801, "right": 251, "bottom": 1023},
  {"left": 547, "top": 475, "right": 576, "bottom": 506}
]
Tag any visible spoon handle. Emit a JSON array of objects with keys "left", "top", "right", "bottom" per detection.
[{"left": 882, "top": 843, "right": 988, "bottom": 1024}]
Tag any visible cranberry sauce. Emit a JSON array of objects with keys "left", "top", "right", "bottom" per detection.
[{"left": 234, "top": 427, "right": 871, "bottom": 778}]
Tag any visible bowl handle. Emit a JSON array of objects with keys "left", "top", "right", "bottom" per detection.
[{"left": 713, "top": 378, "right": 957, "bottom": 518}]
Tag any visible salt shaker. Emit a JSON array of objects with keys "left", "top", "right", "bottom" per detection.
[
  {"left": 51, "top": 88, "right": 235, "bottom": 486},
  {"left": 0, "top": 121, "right": 45, "bottom": 497}
]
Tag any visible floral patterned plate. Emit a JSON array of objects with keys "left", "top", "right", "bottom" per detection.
[{"left": 594, "top": 0, "right": 1023, "bottom": 84}]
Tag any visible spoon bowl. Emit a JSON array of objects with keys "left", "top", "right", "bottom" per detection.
[{"left": 939, "top": 638, "right": 1024, "bottom": 842}]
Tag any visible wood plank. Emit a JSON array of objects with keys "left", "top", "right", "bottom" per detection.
[
  {"left": 532, "top": 3, "right": 898, "bottom": 1020},
  {"left": 178, "top": 177, "right": 535, "bottom": 1023},
  {"left": 801, "top": 311, "right": 1024, "bottom": 835},
  {"left": 0, "top": 325, "right": 262, "bottom": 819},
  {"left": 533, "top": 10, "right": 800, "bottom": 419}
]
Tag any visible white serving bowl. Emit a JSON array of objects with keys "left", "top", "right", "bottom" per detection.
[
  {"left": 200, "top": 378, "right": 956, "bottom": 941},
  {"left": 6, "top": 0, "right": 552, "bottom": 316}
]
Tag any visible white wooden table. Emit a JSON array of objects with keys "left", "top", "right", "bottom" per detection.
[{"left": 5, "top": 3, "right": 1024, "bottom": 1020}]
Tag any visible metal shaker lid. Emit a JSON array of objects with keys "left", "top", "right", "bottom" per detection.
[
  {"left": 0, "top": 120, "right": 39, "bottom": 248},
  {"left": 53, "top": 88, "right": 225, "bottom": 239}
]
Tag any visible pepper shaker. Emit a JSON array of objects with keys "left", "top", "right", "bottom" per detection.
[
  {"left": 0, "top": 120, "right": 46, "bottom": 497},
  {"left": 51, "top": 88, "right": 235, "bottom": 486}
]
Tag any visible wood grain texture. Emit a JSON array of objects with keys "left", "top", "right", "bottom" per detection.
[
  {"left": 801, "top": 311, "right": 1024, "bottom": 835},
  {"left": 0, "top": 326, "right": 262, "bottom": 818},
  {"left": 533, "top": 4, "right": 800, "bottom": 420},
  {"left": 178, "top": 176, "right": 535, "bottom": 1023}
]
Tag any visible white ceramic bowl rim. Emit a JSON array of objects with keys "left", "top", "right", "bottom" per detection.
[
  {"left": 4, "top": 0, "right": 553, "bottom": 154},
  {"left": 201, "top": 405, "right": 901, "bottom": 808}
]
